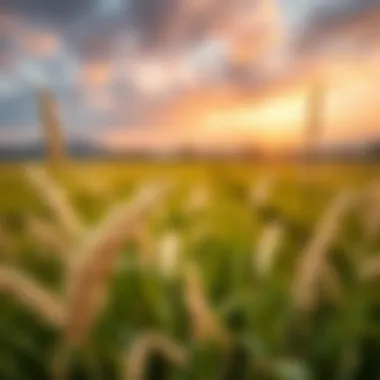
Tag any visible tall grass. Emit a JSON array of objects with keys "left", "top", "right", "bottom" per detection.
[{"left": 0, "top": 165, "right": 379, "bottom": 379}]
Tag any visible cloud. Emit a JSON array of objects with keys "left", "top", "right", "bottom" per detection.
[
  {"left": 1, "top": 0, "right": 96, "bottom": 24},
  {"left": 81, "top": 61, "right": 114, "bottom": 87},
  {"left": 127, "top": 56, "right": 199, "bottom": 96},
  {"left": 0, "top": 16, "right": 78, "bottom": 95},
  {"left": 0, "top": 14, "right": 21, "bottom": 70},
  {"left": 130, "top": 0, "right": 178, "bottom": 49},
  {"left": 20, "top": 30, "right": 60, "bottom": 58},
  {"left": 0, "top": 13, "right": 22, "bottom": 36},
  {"left": 2, "top": 0, "right": 380, "bottom": 149},
  {"left": 296, "top": 0, "right": 380, "bottom": 52}
]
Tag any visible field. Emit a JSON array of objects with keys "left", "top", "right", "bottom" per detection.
[{"left": 0, "top": 161, "right": 379, "bottom": 380}]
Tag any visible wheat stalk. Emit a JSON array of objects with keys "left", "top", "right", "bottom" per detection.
[
  {"left": 0, "top": 266, "right": 65, "bottom": 327},
  {"left": 293, "top": 190, "right": 352, "bottom": 312},
  {"left": 254, "top": 221, "right": 284, "bottom": 277},
  {"left": 157, "top": 231, "right": 180, "bottom": 278},
  {"left": 183, "top": 262, "right": 229, "bottom": 345},
  {"left": 25, "top": 167, "right": 84, "bottom": 240},
  {"left": 124, "top": 331, "right": 188, "bottom": 380},
  {"left": 63, "top": 182, "right": 172, "bottom": 347}
]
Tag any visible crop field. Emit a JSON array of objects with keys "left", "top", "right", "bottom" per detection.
[{"left": 0, "top": 162, "right": 379, "bottom": 380}]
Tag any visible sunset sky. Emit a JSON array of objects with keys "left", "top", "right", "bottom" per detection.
[{"left": 0, "top": 0, "right": 380, "bottom": 151}]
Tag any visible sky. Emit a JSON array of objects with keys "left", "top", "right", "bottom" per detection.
[{"left": 0, "top": 0, "right": 380, "bottom": 151}]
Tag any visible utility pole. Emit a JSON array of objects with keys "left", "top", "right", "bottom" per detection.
[{"left": 37, "top": 87, "right": 66, "bottom": 168}]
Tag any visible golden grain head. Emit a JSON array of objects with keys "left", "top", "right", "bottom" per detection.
[
  {"left": 254, "top": 221, "right": 284, "bottom": 277},
  {"left": 183, "top": 262, "right": 229, "bottom": 346},
  {"left": 293, "top": 190, "right": 353, "bottom": 311},
  {"left": 25, "top": 166, "right": 84, "bottom": 240},
  {"left": 157, "top": 231, "right": 180, "bottom": 278},
  {"left": 63, "top": 182, "right": 173, "bottom": 347},
  {"left": 0, "top": 266, "right": 65, "bottom": 327}
]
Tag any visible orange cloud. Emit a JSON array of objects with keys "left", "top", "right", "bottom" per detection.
[
  {"left": 99, "top": 64, "right": 380, "bottom": 154},
  {"left": 301, "top": 8, "right": 380, "bottom": 57},
  {"left": 81, "top": 62, "right": 113, "bottom": 87},
  {"left": 91, "top": 5, "right": 380, "bottom": 153},
  {"left": 20, "top": 30, "right": 60, "bottom": 58},
  {"left": 139, "top": 54, "right": 380, "bottom": 151}
]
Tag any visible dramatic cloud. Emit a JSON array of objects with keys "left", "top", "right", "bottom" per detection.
[
  {"left": 296, "top": 0, "right": 380, "bottom": 51},
  {"left": 1, "top": 0, "right": 380, "bottom": 148},
  {"left": 1, "top": 0, "right": 95, "bottom": 24},
  {"left": 81, "top": 62, "right": 114, "bottom": 88},
  {"left": 20, "top": 30, "right": 60, "bottom": 58}
]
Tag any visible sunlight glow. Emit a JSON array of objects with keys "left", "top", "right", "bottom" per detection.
[{"left": 203, "top": 92, "right": 305, "bottom": 134}]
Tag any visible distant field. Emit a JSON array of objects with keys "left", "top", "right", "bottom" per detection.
[
  {"left": 0, "top": 161, "right": 379, "bottom": 380},
  {"left": 0, "top": 161, "right": 378, "bottom": 209}
]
